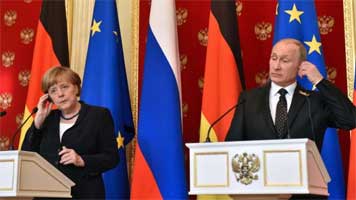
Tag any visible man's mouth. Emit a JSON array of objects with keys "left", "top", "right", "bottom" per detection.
[{"left": 271, "top": 73, "right": 281, "bottom": 77}]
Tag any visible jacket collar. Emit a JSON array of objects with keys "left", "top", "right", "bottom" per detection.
[
  {"left": 287, "top": 84, "right": 308, "bottom": 130},
  {"left": 263, "top": 81, "right": 308, "bottom": 139}
]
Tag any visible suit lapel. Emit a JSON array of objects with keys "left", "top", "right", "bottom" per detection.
[
  {"left": 262, "top": 82, "right": 278, "bottom": 137},
  {"left": 52, "top": 111, "right": 61, "bottom": 147},
  {"left": 287, "top": 84, "right": 307, "bottom": 132},
  {"left": 61, "top": 102, "right": 87, "bottom": 142}
]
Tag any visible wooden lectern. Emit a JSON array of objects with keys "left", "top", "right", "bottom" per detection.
[
  {"left": 186, "top": 139, "right": 330, "bottom": 200},
  {"left": 0, "top": 151, "right": 75, "bottom": 200}
]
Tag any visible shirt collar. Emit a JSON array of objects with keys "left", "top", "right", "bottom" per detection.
[{"left": 271, "top": 81, "right": 297, "bottom": 97}]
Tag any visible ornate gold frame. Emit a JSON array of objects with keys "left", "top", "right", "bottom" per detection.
[
  {"left": 194, "top": 152, "right": 230, "bottom": 187},
  {"left": 343, "top": 0, "right": 356, "bottom": 100},
  {"left": 263, "top": 150, "right": 303, "bottom": 187}
]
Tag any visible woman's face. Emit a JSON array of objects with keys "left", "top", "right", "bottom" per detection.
[{"left": 47, "top": 78, "right": 79, "bottom": 112}]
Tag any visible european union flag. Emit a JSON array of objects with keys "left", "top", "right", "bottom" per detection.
[
  {"left": 81, "top": 0, "right": 134, "bottom": 199},
  {"left": 273, "top": 1, "right": 345, "bottom": 199}
]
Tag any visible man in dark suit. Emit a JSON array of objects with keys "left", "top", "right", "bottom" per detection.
[{"left": 226, "top": 38, "right": 355, "bottom": 151}]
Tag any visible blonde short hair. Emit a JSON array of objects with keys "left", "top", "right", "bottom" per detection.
[{"left": 41, "top": 66, "right": 81, "bottom": 96}]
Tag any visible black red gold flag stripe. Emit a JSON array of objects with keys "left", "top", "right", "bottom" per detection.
[
  {"left": 200, "top": 0, "right": 244, "bottom": 144},
  {"left": 19, "top": 0, "right": 69, "bottom": 148},
  {"left": 210, "top": 1, "right": 245, "bottom": 87}
]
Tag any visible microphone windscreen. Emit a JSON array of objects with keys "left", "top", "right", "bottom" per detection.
[
  {"left": 32, "top": 107, "right": 38, "bottom": 113},
  {"left": 0, "top": 111, "right": 6, "bottom": 117}
]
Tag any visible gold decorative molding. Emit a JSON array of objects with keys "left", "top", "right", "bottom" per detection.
[
  {"left": 0, "top": 159, "right": 15, "bottom": 191},
  {"left": 65, "top": 0, "right": 73, "bottom": 61},
  {"left": 343, "top": 0, "right": 355, "bottom": 100},
  {"left": 126, "top": 0, "right": 139, "bottom": 183},
  {"left": 263, "top": 150, "right": 303, "bottom": 187},
  {"left": 194, "top": 152, "right": 229, "bottom": 187}
]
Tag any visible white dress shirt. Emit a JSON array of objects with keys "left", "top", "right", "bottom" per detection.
[
  {"left": 59, "top": 122, "right": 74, "bottom": 142},
  {"left": 269, "top": 82, "right": 297, "bottom": 124}
]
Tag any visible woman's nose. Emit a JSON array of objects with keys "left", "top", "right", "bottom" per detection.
[{"left": 57, "top": 89, "right": 64, "bottom": 96}]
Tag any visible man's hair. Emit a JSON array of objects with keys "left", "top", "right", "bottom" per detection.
[
  {"left": 42, "top": 66, "right": 82, "bottom": 96},
  {"left": 277, "top": 38, "right": 307, "bottom": 62}
]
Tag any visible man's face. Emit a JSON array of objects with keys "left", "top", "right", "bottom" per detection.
[{"left": 269, "top": 41, "right": 300, "bottom": 87}]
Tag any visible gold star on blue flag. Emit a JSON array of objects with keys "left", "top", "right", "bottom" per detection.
[
  {"left": 304, "top": 35, "right": 322, "bottom": 55},
  {"left": 284, "top": 3, "right": 304, "bottom": 23},
  {"left": 90, "top": 19, "right": 102, "bottom": 36},
  {"left": 81, "top": 0, "right": 135, "bottom": 198},
  {"left": 274, "top": 1, "right": 326, "bottom": 89},
  {"left": 273, "top": 1, "right": 346, "bottom": 199}
]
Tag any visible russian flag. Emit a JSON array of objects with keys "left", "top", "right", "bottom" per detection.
[{"left": 131, "top": 0, "right": 187, "bottom": 199}]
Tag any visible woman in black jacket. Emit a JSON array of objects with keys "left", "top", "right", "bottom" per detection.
[{"left": 22, "top": 66, "right": 119, "bottom": 199}]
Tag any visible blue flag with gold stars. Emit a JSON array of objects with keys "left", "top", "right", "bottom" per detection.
[
  {"left": 81, "top": 0, "right": 135, "bottom": 198},
  {"left": 273, "top": 1, "right": 345, "bottom": 199}
]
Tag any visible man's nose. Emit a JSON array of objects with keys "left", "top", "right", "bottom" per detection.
[{"left": 273, "top": 61, "right": 281, "bottom": 70}]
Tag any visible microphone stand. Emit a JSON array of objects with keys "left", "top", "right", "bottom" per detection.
[
  {"left": 205, "top": 100, "right": 245, "bottom": 142},
  {"left": 0, "top": 111, "right": 6, "bottom": 117},
  {"left": 9, "top": 107, "right": 38, "bottom": 150},
  {"left": 0, "top": 111, "right": 6, "bottom": 144}
]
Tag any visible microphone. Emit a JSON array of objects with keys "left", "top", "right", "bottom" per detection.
[
  {"left": 299, "top": 90, "right": 316, "bottom": 142},
  {"left": 9, "top": 107, "right": 38, "bottom": 150},
  {"left": 305, "top": 97, "right": 315, "bottom": 141},
  {"left": 0, "top": 111, "right": 6, "bottom": 117},
  {"left": 205, "top": 99, "right": 245, "bottom": 142}
]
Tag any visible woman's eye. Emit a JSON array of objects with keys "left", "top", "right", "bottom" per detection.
[{"left": 49, "top": 89, "right": 56, "bottom": 94}]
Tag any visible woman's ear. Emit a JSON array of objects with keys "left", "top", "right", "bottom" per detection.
[{"left": 75, "top": 85, "right": 80, "bottom": 96}]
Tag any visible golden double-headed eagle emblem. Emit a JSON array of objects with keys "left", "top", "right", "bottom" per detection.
[{"left": 231, "top": 152, "right": 260, "bottom": 185}]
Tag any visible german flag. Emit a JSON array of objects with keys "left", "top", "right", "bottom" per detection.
[
  {"left": 199, "top": 0, "right": 244, "bottom": 144},
  {"left": 18, "top": 0, "right": 69, "bottom": 148}
]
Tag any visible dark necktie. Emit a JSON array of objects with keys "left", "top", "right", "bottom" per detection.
[{"left": 275, "top": 88, "right": 288, "bottom": 138}]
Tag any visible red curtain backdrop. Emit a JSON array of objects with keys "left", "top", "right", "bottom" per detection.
[
  {"left": 139, "top": 0, "right": 350, "bottom": 188},
  {"left": 0, "top": 0, "right": 41, "bottom": 150}
]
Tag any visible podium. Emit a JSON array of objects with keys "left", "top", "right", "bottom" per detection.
[
  {"left": 0, "top": 151, "right": 75, "bottom": 199},
  {"left": 186, "top": 139, "right": 330, "bottom": 199}
]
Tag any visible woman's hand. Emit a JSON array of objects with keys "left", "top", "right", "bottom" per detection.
[
  {"left": 34, "top": 94, "right": 53, "bottom": 129},
  {"left": 58, "top": 146, "right": 85, "bottom": 167}
]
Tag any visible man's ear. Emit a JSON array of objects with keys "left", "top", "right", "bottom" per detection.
[{"left": 297, "top": 62, "right": 303, "bottom": 71}]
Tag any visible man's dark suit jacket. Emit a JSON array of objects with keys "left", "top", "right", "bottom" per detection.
[
  {"left": 22, "top": 102, "right": 119, "bottom": 199},
  {"left": 226, "top": 79, "right": 355, "bottom": 150}
]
